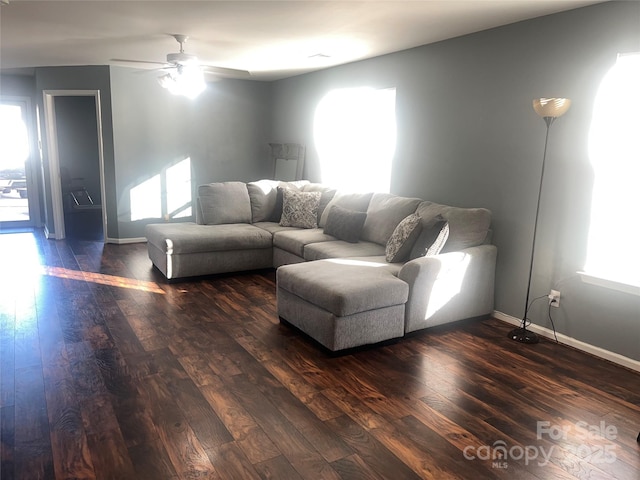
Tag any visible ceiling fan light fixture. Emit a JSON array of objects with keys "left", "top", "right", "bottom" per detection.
[
  {"left": 166, "top": 52, "right": 199, "bottom": 65},
  {"left": 158, "top": 66, "right": 206, "bottom": 99}
]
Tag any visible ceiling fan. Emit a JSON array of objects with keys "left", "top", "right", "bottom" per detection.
[{"left": 112, "top": 33, "right": 251, "bottom": 78}]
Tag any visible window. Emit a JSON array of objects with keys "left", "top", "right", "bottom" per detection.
[
  {"left": 314, "top": 87, "right": 396, "bottom": 192},
  {"left": 0, "top": 101, "right": 32, "bottom": 224},
  {"left": 584, "top": 53, "right": 640, "bottom": 290}
]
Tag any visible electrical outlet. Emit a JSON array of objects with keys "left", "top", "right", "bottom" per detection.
[{"left": 548, "top": 289, "right": 560, "bottom": 307}]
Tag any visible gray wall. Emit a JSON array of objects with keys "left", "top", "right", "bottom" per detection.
[
  {"left": 109, "top": 67, "right": 272, "bottom": 238},
  {"left": 269, "top": 2, "right": 640, "bottom": 361},
  {"left": 0, "top": 74, "right": 35, "bottom": 97}
]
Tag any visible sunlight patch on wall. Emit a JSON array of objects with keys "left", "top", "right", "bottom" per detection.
[
  {"left": 586, "top": 53, "right": 640, "bottom": 287},
  {"left": 314, "top": 87, "right": 396, "bottom": 192},
  {"left": 166, "top": 158, "right": 192, "bottom": 219},
  {"left": 129, "top": 157, "right": 192, "bottom": 221},
  {"left": 130, "top": 174, "right": 161, "bottom": 221}
]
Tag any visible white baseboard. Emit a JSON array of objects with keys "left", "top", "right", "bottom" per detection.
[
  {"left": 106, "top": 236, "right": 146, "bottom": 244},
  {"left": 493, "top": 310, "right": 640, "bottom": 373}
]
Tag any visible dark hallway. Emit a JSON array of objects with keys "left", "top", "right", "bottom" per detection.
[{"left": 55, "top": 96, "right": 103, "bottom": 241}]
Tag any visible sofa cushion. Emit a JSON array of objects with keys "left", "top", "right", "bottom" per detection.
[
  {"left": 280, "top": 190, "right": 322, "bottom": 228},
  {"left": 318, "top": 192, "right": 373, "bottom": 228},
  {"left": 361, "top": 193, "right": 422, "bottom": 246},
  {"left": 198, "top": 182, "right": 252, "bottom": 225},
  {"left": 415, "top": 202, "right": 491, "bottom": 252},
  {"left": 323, "top": 205, "right": 367, "bottom": 243},
  {"left": 385, "top": 213, "right": 422, "bottom": 263},
  {"left": 409, "top": 215, "right": 450, "bottom": 259},
  {"left": 252, "top": 222, "right": 300, "bottom": 235},
  {"left": 145, "top": 222, "right": 272, "bottom": 255},
  {"left": 304, "top": 240, "right": 385, "bottom": 261},
  {"left": 273, "top": 228, "right": 335, "bottom": 257}
]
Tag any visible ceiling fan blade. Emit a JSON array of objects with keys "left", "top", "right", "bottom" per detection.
[
  {"left": 111, "top": 58, "right": 168, "bottom": 67},
  {"left": 132, "top": 66, "right": 178, "bottom": 75},
  {"left": 201, "top": 65, "right": 251, "bottom": 78}
]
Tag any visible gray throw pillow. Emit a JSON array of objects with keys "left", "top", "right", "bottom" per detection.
[
  {"left": 409, "top": 215, "right": 450, "bottom": 259},
  {"left": 279, "top": 190, "right": 321, "bottom": 228},
  {"left": 385, "top": 214, "right": 422, "bottom": 263},
  {"left": 269, "top": 186, "right": 286, "bottom": 222},
  {"left": 323, "top": 205, "right": 367, "bottom": 243},
  {"left": 247, "top": 179, "right": 280, "bottom": 223}
]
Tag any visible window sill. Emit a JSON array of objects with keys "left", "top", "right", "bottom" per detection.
[{"left": 578, "top": 272, "right": 640, "bottom": 297}]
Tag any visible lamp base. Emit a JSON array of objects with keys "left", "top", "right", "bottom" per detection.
[{"left": 508, "top": 327, "right": 539, "bottom": 344}]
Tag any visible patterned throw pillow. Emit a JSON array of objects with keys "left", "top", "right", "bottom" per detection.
[
  {"left": 279, "top": 189, "right": 322, "bottom": 228},
  {"left": 323, "top": 205, "right": 368, "bottom": 243},
  {"left": 385, "top": 214, "right": 422, "bottom": 263},
  {"left": 409, "top": 215, "right": 450, "bottom": 259}
]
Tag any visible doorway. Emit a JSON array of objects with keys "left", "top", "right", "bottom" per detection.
[
  {"left": 0, "top": 97, "right": 39, "bottom": 230},
  {"left": 43, "top": 90, "right": 106, "bottom": 241}
]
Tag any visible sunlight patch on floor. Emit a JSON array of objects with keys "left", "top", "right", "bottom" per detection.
[
  {"left": 0, "top": 231, "right": 165, "bottom": 295},
  {"left": 41, "top": 265, "right": 166, "bottom": 294}
]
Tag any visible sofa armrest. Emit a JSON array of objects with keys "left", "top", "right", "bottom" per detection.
[{"left": 398, "top": 244, "right": 497, "bottom": 333}]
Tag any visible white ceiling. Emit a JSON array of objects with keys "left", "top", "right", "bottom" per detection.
[{"left": 0, "top": 0, "right": 604, "bottom": 81}]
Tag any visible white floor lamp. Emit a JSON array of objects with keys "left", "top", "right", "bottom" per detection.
[{"left": 508, "top": 97, "right": 571, "bottom": 344}]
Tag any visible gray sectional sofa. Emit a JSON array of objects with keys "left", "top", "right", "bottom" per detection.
[{"left": 145, "top": 179, "right": 497, "bottom": 351}]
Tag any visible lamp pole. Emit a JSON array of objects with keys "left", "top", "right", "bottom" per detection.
[{"left": 508, "top": 98, "right": 570, "bottom": 344}]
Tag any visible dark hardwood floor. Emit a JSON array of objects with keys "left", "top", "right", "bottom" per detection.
[{"left": 1, "top": 229, "right": 638, "bottom": 479}]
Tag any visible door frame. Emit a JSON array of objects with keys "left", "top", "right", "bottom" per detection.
[
  {"left": 42, "top": 90, "right": 107, "bottom": 241},
  {"left": 0, "top": 95, "right": 41, "bottom": 228}
]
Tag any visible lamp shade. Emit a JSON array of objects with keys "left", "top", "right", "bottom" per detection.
[{"left": 533, "top": 98, "right": 571, "bottom": 118}]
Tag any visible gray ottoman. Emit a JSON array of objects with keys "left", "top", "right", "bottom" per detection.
[{"left": 276, "top": 259, "right": 408, "bottom": 351}]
